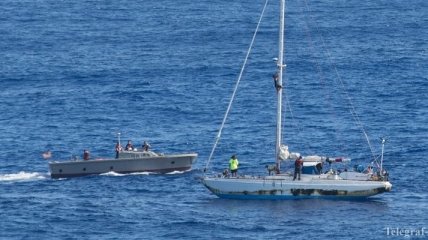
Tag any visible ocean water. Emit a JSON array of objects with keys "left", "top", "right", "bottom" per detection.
[{"left": 1, "top": 0, "right": 427, "bottom": 239}]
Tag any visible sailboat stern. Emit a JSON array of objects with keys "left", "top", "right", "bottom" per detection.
[{"left": 202, "top": 177, "right": 292, "bottom": 199}]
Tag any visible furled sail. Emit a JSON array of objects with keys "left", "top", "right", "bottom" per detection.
[{"left": 278, "top": 145, "right": 301, "bottom": 160}]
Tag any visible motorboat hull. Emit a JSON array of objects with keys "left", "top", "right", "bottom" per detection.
[
  {"left": 49, "top": 153, "right": 197, "bottom": 179},
  {"left": 202, "top": 174, "right": 392, "bottom": 199}
]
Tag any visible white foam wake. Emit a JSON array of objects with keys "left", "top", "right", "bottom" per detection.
[
  {"left": 166, "top": 170, "right": 186, "bottom": 175},
  {"left": 129, "top": 171, "right": 153, "bottom": 176},
  {"left": 100, "top": 171, "right": 153, "bottom": 177},
  {"left": 100, "top": 171, "right": 126, "bottom": 176},
  {"left": 0, "top": 171, "right": 48, "bottom": 182}
]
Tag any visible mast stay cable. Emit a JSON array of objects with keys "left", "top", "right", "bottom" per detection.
[
  {"left": 301, "top": 0, "right": 377, "bottom": 162},
  {"left": 204, "top": 0, "right": 270, "bottom": 174}
]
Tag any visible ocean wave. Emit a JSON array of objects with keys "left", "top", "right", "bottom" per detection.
[{"left": 0, "top": 171, "right": 48, "bottom": 182}]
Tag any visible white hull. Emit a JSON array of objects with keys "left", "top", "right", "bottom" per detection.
[
  {"left": 203, "top": 174, "right": 392, "bottom": 199},
  {"left": 49, "top": 153, "right": 197, "bottom": 178},
  {"left": 202, "top": 0, "right": 392, "bottom": 201}
]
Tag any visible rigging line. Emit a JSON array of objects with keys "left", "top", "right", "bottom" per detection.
[
  {"left": 298, "top": 2, "right": 348, "bottom": 155},
  {"left": 301, "top": 0, "right": 376, "bottom": 160},
  {"left": 204, "top": 0, "right": 270, "bottom": 174}
]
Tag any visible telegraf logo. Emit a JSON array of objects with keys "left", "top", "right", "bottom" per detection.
[{"left": 385, "top": 227, "right": 426, "bottom": 238}]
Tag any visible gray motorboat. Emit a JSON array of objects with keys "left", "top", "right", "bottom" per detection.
[{"left": 48, "top": 150, "right": 197, "bottom": 179}]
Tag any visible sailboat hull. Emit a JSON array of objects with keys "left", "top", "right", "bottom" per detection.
[{"left": 202, "top": 175, "right": 392, "bottom": 199}]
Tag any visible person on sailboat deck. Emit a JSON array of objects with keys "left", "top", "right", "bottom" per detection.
[
  {"left": 229, "top": 155, "right": 239, "bottom": 177},
  {"left": 83, "top": 149, "right": 90, "bottom": 161},
  {"left": 293, "top": 156, "right": 303, "bottom": 180},
  {"left": 115, "top": 142, "right": 123, "bottom": 158},
  {"left": 125, "top": 140, "right": 134, "bottom": 151},
  {"left": 316, "top": 162, "right": 323, "bottom": 174},
  {"left": 142, "top": 141, "right": 151, "bottom": 151}
]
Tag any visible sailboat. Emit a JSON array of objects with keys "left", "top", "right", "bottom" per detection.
[{"left": 202, "top": 0, "right": 392, "bottom": 199}]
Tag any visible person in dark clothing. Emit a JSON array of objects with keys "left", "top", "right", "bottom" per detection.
[
  {"left": 273, "top": 72, "right": 282, "bottom": 91},
  {"left": 316, "top": 162, "right": 323, "bottom": 174},
  {"left": 115, "top": 142, "right": 123, "bottom": 159},
  {"left": 83, "top": 149, "right": 90, "bottom": 161},
  {"left": 293, "top": 156, "right": 303, "bottom": 180},
  {"left": 142, "top": 141, "right": 151, "bottom": 151},
  {"left": 125, "top": 140, "right": 134, "bottom": 151}
]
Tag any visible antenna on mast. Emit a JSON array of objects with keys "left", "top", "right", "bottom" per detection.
[{"left": 117, "top": 132, "right": 121, "bottom": 146}]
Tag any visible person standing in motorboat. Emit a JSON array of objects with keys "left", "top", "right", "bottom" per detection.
[
  {"left": 142, "top": 141, "right": 151, "bottom": 151},
  {"left": 125, "top": 140, "right": 134, "bottom": 151},
  {"left": 115, "top": 142, "right": 123, "bottom": 159},
  {"left": 83, "top": 149, "right": 90, "bottom": 161},
  {"left": 229, "top": 155, "right": 239, "bottom": 177},
  {"left": 293, "top": 156, "right": 303, "bottom": 180}
]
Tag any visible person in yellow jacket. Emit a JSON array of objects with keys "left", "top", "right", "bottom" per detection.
[{"left": 229, "top": 155, "right": 239, "bottom": 177}]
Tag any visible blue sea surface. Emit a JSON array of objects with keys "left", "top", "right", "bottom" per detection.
[{"left": 1, "top": 0, "right": 427, "bottom": 239}]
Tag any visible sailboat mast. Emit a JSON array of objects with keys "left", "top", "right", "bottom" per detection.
[{"left": 276, "top": 0, "right": 285, "bottom": 168}]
